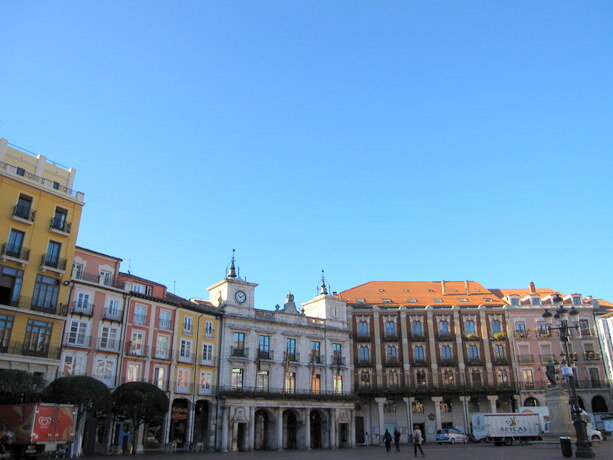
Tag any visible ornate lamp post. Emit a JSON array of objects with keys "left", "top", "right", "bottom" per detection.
[{"left": 542, "top": 294, "right": 595, "bottom": 458}]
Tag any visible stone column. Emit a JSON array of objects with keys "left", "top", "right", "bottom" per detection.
[
  {"left": 375, "top": 397, "right": 386, "bottom": 444},
  {"left": 487, "top": 395, "right": 498, "bottom": 413},
  {"left": 163, "top": 409, "right": 172, "bottom": 448},
  {"left": 459, "top": 396, "right": 470, "bottom": 433},
  {"left": 373, "top": 308, "right": 383, "bottom": 387},
  {"left": 221, "top": 405, "right": 229, "bottom": 452},
  {"left": 247, "top": 406, "right": 256, "bottom": 451},
  {"left": 426, "top": 308, "right": 438, "bottom": 384},
  {"left": 479, "top": 308, "right": 494, "bottom": 384},
  {"left": 403, "top": 397, "right": 414, "bottom": 442},
  {"left": 399, "top": 309, "right": 411, "bottom": 384},
  {"left": 348, "top": 409, "right": 355, "bottom": 447},
  {"left": 545, "top": 387, "right": 574, "bottom": 437},
  {"left": 431, "top": 396, "right": 443, "bottom": 430},
  {"left": 186, "top": 403, "right": 195, "bottom": 446},
  {"left": 512, "top": 394, "right": 521, "bottom": 412},
  {"left": 330, "top": 409, "right": 337, "bottom": 448},
  {"left": 276, "top": 407, "right": 284, "bottom": 451},
  {"left": 304, "top": 408, "right": 311, "bottom": 450}
]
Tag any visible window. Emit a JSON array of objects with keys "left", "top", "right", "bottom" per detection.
[
  {"left": 231, "top": 368, "right": 243, "bottom": 389},
  {"left": 205, "top": 321, "right": 214, "bottom": 338},
  {"left": 359, "top": 371, "right": 371, "bottom": 389},
  {"left": 516, "top": 322, "right": 526, "bottom": 332},
  {"left": 468, "top": 345, "right": 479, "bottom": 359},
  {"left": 491, "top": 320, "right": 502, "bottom": 334},
  {"left": 44, "top": 241, "right": 62, "bottom": 266},
  {"left": 311, "top": 373, "right": 321, "bottom": 394},
  {"left": 51, "top": 208, "right": 68, "bottom": 232},
  {"left": 464, "top": 320, "right": 476, "bottom": 335},
  {"left": 15, "top": 194, "right": 32, "bottom": 219},
  {"left": 233, "top": 332, "right": 245, "bottom": 348},
  {"left": 126, "top": 363, "right": 141, "bottom": 382},
  {"left": 433, "top": 298, "right": 443, "bottom": 303},
  {"left": 100, "top": 271, "right": 112, "bottom": 286},
  {"left": 310, "top": 340, "right": 321, "bottom": 363},
  {"left": 7, "top": 229, "right": 25, "bottom": 258},
  {"left": 23, "top": 320, "right": 52, "bottom": 356},
  {"left": 95, "top": 359, "right": 114, "bottom": 383},
  {"left": 67, "top": 320, "right": 88, "bottom": 346},
  {"left": 257, "top": 370, "right": 269, "bottom": 391},
  {"left": 459, "top": 298, "right": 468, "bottom": 302},
  {"left": 385, "top": 321, "right": 396, "bottom": 336},
  {"left": 443, "top": 370, "right": 454, "bottom": 385},
  {"left": 99, "top": 326, "right": 118, "bottom": 351},
  {"left": 494, "top": 344, "right": 506, "bottom": 359},
  {"left": 530, "top": 297, "right": 541, "bottom": 306},
  {"left": 440, "top": 399, "right": 452, "bottom": 412},
  {"left": 510, "top": 297, "right": 520, "bottom": 306},
  {"left": 412, "top": 321, "right": 423, "bottom": 335},
  {"left": 129, "top": 331, "right": 144, "bottom": 355},
  {"left": 133, "top": 305, "right": 147, "bottom": 325},
  {"left": 497, "top": 369, "right": 509, "bottom": 383},
  {"left": 408, "top": 298, "right": 418, "bottom": 303},
  {"left": 0, "top": 314, "right": 14, "bottom": 349},
  {"left": 384, "top": 402, "right": 396, "bottom": 414},
  {"left": 333, "top": 343, "right": 342, "bottom": 362},
  {"left": 358, "top": 346, "right": 370, "bottom": 362},
  {"left": 63, "top": 355, "right": 83, "bottom": 375},
  {"left": 414, "top": 345, "right": 425, "bottom": 361},
  {"left": 579, "top": 319, "right": 590, "bottom": 335},
  {"left": 75, "top": 292, "right": 91, "bottom": 313},
  {"left": 153, "top": 367, "right": 165, "bottom": 390},
  {"left": 176, "top": 369, "right": 190, "bottom": 393},
  {"left": 441, "top": 345, "right": 452, "bottom": 360},
  {"left": 0, "top": 265, "right": 22, "bottom": 306},
  {"left": 387, "top": 345, "right": 397, "bottom": 359},
  {"left": 179, "top": 339, "right": 192, "bottom": 361},
  {"left": 522, "top": 369, "right": 534, "bottom": 387},
  {"left": 416, "top": 370, "right": 427, "bottom": 385},
  {"left": 199, "top": 370, "right": 212, "bottom": 395},
  {"left": 358, "top": 320, "right": 369, "bottom": 337},
  {"left": 387, "top": 371, "right": 399, "bottom": 388},
  {"left": 183, "top": 316, "right": 193, "bottom": 335},
  {"left": 284, "top": 372, "right": 296, "bottom": 393},
  {"left": 412, "top": 399, "right": 424, "bottom": 413},
  {"left": 471, "top": 369, "right": 482, "bottom": 385},
  {"left": 159, "top": 310, "right": 171, "bottom": 330},
  {"left": 333, "top": 375, "right": 343, "bottom": 394},
  {"left": 131, "top": 282, "right": 151, "bottom": 295},
  {"left": 106, "top": 299, "right": 121, "bottom": 320},
  {"left": 32, "top": 275, "right": 60, "bottom": 310},
  {"left": 155, "top": 335, "right": 169, "bottom": 358},
  {"left": 202, "top": 343, "right": 213, "bottom": 364},
  {"left": 572, "top": 296, "right": 582, "bottom": 306},
  {"left": 286, "top": 338, "right": 297, "bottom": 361},
  {"left": 438, "top": 320, "right": 449, "bottom": 334},
  {"left": 259, "top": 335, "right": 270, "bottom": 359},
  {"left": 16, "top": 167, "right": 25, "bottom": 176}
]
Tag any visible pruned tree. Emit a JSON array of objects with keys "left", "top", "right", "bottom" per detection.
[
  {"left": 0, "top": 369, "right": 46, "bottom": 404},
  {"left": 112, "top": 382, "right": 169, "bottom": 455}
]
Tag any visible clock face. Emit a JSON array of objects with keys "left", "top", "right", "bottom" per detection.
[{"left": 235, "top": 290, "right": 247, "bottom": 304}]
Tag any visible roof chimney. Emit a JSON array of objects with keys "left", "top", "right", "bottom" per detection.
[
  {"left": 465, "top": 280, "right": 470, "bottom": 295},
  {"left": 529, "top": 281, "right": 536, "bottom": 294},
  {"left": 441, "top": 280, "right": 447, "bottom": 295}
]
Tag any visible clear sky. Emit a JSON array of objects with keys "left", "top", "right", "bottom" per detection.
[{"left": 1, "top": 1, "right": 612, "bottom": 308}]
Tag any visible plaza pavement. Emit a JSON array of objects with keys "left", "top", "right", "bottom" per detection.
[{"left": 87, "top": 443, "right": 611, "bottom": 460}]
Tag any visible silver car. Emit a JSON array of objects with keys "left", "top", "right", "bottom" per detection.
[{"left": 436, "top": 428, "right": 469, "bottom": 444}]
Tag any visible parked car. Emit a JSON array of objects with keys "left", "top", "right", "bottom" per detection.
[{"left": 436, "top": 428, "right": 468, "bottom": 444}]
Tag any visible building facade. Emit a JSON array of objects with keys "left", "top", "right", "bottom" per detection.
[
  {"left": 339, "top": 281, "right": 518, "bottom": 444},
  {"left": 0, "top": 139, "right": 84, "bottom": 381},
  {"left": 211, "top": 265, "right": 355, "bottom": 452}
]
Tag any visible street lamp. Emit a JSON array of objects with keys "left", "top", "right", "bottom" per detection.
[{"left": 542, "top": 294, "right": 595, "bottom": 458}]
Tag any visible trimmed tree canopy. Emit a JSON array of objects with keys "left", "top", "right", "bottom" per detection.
[
  {"left": 42, "top": 376, "right": 112, "bottom": 415},
  {"left": 112, "top": 382, "right": 169, "bottom": 424},
  {"left": 0, "top": 369, "right": 45, "bottom": 404}
]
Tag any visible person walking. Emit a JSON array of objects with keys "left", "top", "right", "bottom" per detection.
[
  {"left": 364, "top": 432, "right": 370, "bottom": 446},
  {"left": 412, "top": 425, "right": 425, "bottom": 457},
  {"left": 394, "top": 428, "right": 401, "bottom": 452},
  {"left": 383, "top": 429, "right": 392, "bottom": 452}
]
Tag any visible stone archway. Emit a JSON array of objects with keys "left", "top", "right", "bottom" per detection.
[
  {"left": 254, "top": 408, "right": 275, "bottom": 450},
  {"left": 283, "top": 410, "right": 300, "bottom": 450},
  {"left": 577, "top": 397, "right": 586, "bottom": 411},
  {"left": 524, "top": 397, "right": 540, "bottom": 407},
  {"left": 591, "top": 395, "right": 608, "bottom": 413},
  {"left": 310, "top": 409, "right": 327, "bottom": 449},
  {"left": 193, "top": 400, "right": 210, "bottom": 446},
  {"left": 169, "top": 399, "right": 190, "bottom": 448}
]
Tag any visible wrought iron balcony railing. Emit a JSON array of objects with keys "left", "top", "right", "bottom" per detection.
[
  {"left": 1, "top": 243, "right": 30, "bottom": 261},
  {"left": 230, "top": 346, "right": 248, "bottom": 358},
  {"left": 71, "top": 301, "right": 94, "bottom": 316},
  {"left": 49, "top": 217, "right": 71, "bottom": 234},
  {"left": 41, "top": 254, "right": 67, "bottom": 271},
  {"left": 12, "top": 204, "right": 35, "bottom": 221}
]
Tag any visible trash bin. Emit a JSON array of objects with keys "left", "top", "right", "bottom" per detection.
[{"left": 560, "top": 436, "right": 572, "bottom": 457}]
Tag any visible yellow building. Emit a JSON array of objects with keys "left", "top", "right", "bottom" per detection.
[{"left": 0, "top": 138, "right": 85, "bottom": 381}]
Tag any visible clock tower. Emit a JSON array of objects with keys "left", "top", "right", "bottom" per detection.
[{"left": 207, "top": 251, "right": 257, "bottom": 308}]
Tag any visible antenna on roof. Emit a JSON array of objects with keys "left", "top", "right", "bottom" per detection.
[
  {"left": 173, "top": 281, "right": 176, "bottom": 292},
  {"left": 127, "top": 258, "right": 132, "bottom": 275}
]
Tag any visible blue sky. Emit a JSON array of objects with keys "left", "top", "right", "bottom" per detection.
[{"left": 1, "top": 1, "right": 612, "bottom": 308}]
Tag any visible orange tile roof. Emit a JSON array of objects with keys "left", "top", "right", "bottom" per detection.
[
  {"left": 493, "top": 288, "right": 558, "bottom": 298},
  {"left": 339, "top": 281, "right": 502, "bottom": 306}
]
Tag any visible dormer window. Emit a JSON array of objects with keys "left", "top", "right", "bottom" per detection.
[
  {"left": 474, "top": 289, "right": 481, "bottom": 292},
  {"left": 433, "top": 298, "right": 443, "bottom": 303},
  {"left": 382, "top": 298, "right": 392, "bottom": 303},
  {"left": 450, "top": 289, "right": 457, "bottom": 293},
  {"left": 484, "top": 298, "right": 493, "bottom": 302},
  {"left": 572, "top": 296, "right": 581, "bottom": 306},
  {"left": 379, "top": 289, "right": 385, "bottom": 293},
  {"left": 403, "top": 289, "right": 409, "bottom": 293},
  {"left": 356, "top": 298, "right": 365, "bottom": 303},
  {"left": 530, "top": 296, "right": 541, "bottom": 306},
  {"left": 408, "top": 298, "right": 418, "bottom": 303},
  {"left": 509, "top": 296, "right": 520, "bottom": 307},
  {"left": 427, "top": 289, "right": 434, "bottom": 293},
  {"left": 459, "top": 298, "right": 468, "bottom": 302}
]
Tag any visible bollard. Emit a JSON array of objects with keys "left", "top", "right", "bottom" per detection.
[{"left": 559, "top": 436, "right": 572, "bottom": 458}]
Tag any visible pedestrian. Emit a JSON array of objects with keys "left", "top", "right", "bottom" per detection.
[
  {"left": 394, "top": 428, "right": 401, "bottom": 452},
  {"left": 383, "top": 429, "right": 392, "bottom": 452},
  {"left": 412, "top": 425, "right": 425, "bottom": 457},
  {"left": 364, "top": 432, "right": 370, "bottom": 446}
]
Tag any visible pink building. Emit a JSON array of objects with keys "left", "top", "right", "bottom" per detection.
[{"left": 491, "top": 282, "right": 610, "bottom": 414}]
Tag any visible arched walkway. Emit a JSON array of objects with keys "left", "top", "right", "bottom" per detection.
[
  {"left": 169, "top": 399, "right": 190, "bottom": 448},
  {"left": 310, "top": 409, "right": 328, "bottom": 449},
  {"left": 254, "top": 408, "right": 275, "bottom": 450},
  {"left": 193, "top": 400, "right": 210, "bottom": 446},
  {"left": 592, "top": 395, "right": 609, "bottom": 413},
  {"left": 283, "top": 409, "right": 300, "bottom": 450},
  {"left": 524, "top": 397, "right": 540, "bottom": 407}
]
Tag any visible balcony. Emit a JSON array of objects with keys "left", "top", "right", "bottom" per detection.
[
  {"left": 584, "top": 351, "right": 601, "bottom": 361},
  {"left": 153, "top": 347, "right": 172, "bottom": 360},
  {"left": 308, "top": 352, "right": 322, "bottom": 364},
  {"left": 71, "top": 301, "right": 94, "bottom": 316},
  {"left": 356, "top": 358, "right": 372, "bottom": 367},
  {"left": 355, "top": 333, "right": 372, "bottom": 342},
  {"left": 580, "top": 328, "right": 595, "bottom": 337},
  {"left": 561, "top": 352, "right": 578, "bottom": 363},
  {"left": 158, "top": 319, "right": 172, "bottom": 331},
  {"left": 462, "top": 333, "right": 480, "bottom": 341},
  {"left": 217, "top": 385, "right": 354, "bottom": 400},
  {"left": 64, "top": 334, "right": 92, "bottom": 348},
  {"left": 12, "top": 204, "right": 35, "bottom": 223},
  {"left": 410, "top": 333, "right": 426, "bottom": 341},
  {"left": 518, "top": 381, "right": 547, "bottom": 391},
  {"left": 125, "top": 344, "right": 148, "bottom": 357},
  {"left": 330, "top": 354, "right": 345, "bottom": 369},
  {"left": 465, "top": 358, "right": 482, "bottom": 366},
  {"left": 357, "top": 381, "right": 516, "bottom": 396},
  {"left": 49, "top": 217, "right": 71, "bottom": 235},
  {"left": 103, "top": 307, "right": 123, "bottom": 322},
  {"left": 30, "top": 297, "right": 68, "bottom": 316},
  {"left": 176, "top": 351, "right": 195, "bottom": 363},
  {"left": 517, "top": 354, "right": 534, "bottom": 364},
  {"left": 96, "top": 338, "right": 121, "bottom": 353},
  {"left": 72, "top": 270, "right": 125, "bottom": 289},
  {"left": 183, "top": 327, "right": 193, "bottom": 336},
  {"left": 535, "top": 329, "right": 551, "bottom": 338},
  {"left": 3, "top": 341, "right": 61, "bottom": 359},
  {"left": 284, "top": 351, "right": 300, "bottom": 363},
  {"left": 256, "top": 349, "right": 274, "bottom": 361},
  {"left": 491, "top": 333, "right": 508, "bottom": 341},
  {"left": 576, "top": 380, "right": 609, "bottom": 389},
  {"left": 1, "top": 243, "right": 30, "bottom": 264},
  {"left": 514, "top": 330, "right": 531, "bottom": 339},
  {"left": 384, "top": 357, "right": 401, "bottom": 367},
  {"left": 230, "top": 346, "right": 248, "bottom": 359},
  {"left": 1, "top": 160, "right": 84, "bottom": 200},
  {"left": 412, "top": 359, "right": 428, "bottom": 367},
  {"left": 437, "top": 333, "right": 455, "bottom": 341},
  {"left": 41, "top": 254, "right": 67, "bottom": 272},
  {"left": 383, "top": 334, "right": 399, "bottom": 342},
  {"left": 174, "top": 382, "right": 195, "bottom": 395},
  {"left": 133, "top": 314, "right": 148, "bottom": 326},
  {"left": 440, "top": 358, "right": 457, "bottom": 366},
  {"left": 493, "top": 357, "right": 509, "bottom": 366}
]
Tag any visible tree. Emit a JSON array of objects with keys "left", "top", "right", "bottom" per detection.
[
  {"left": 42, "top": 376, "right": 112, "bottom": 456},
  {"left": 112, "top": 382, "right": 169, "bottom": 455},
  {"left": 0, "top": 369, "right": 45, "bottom": 404}
]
